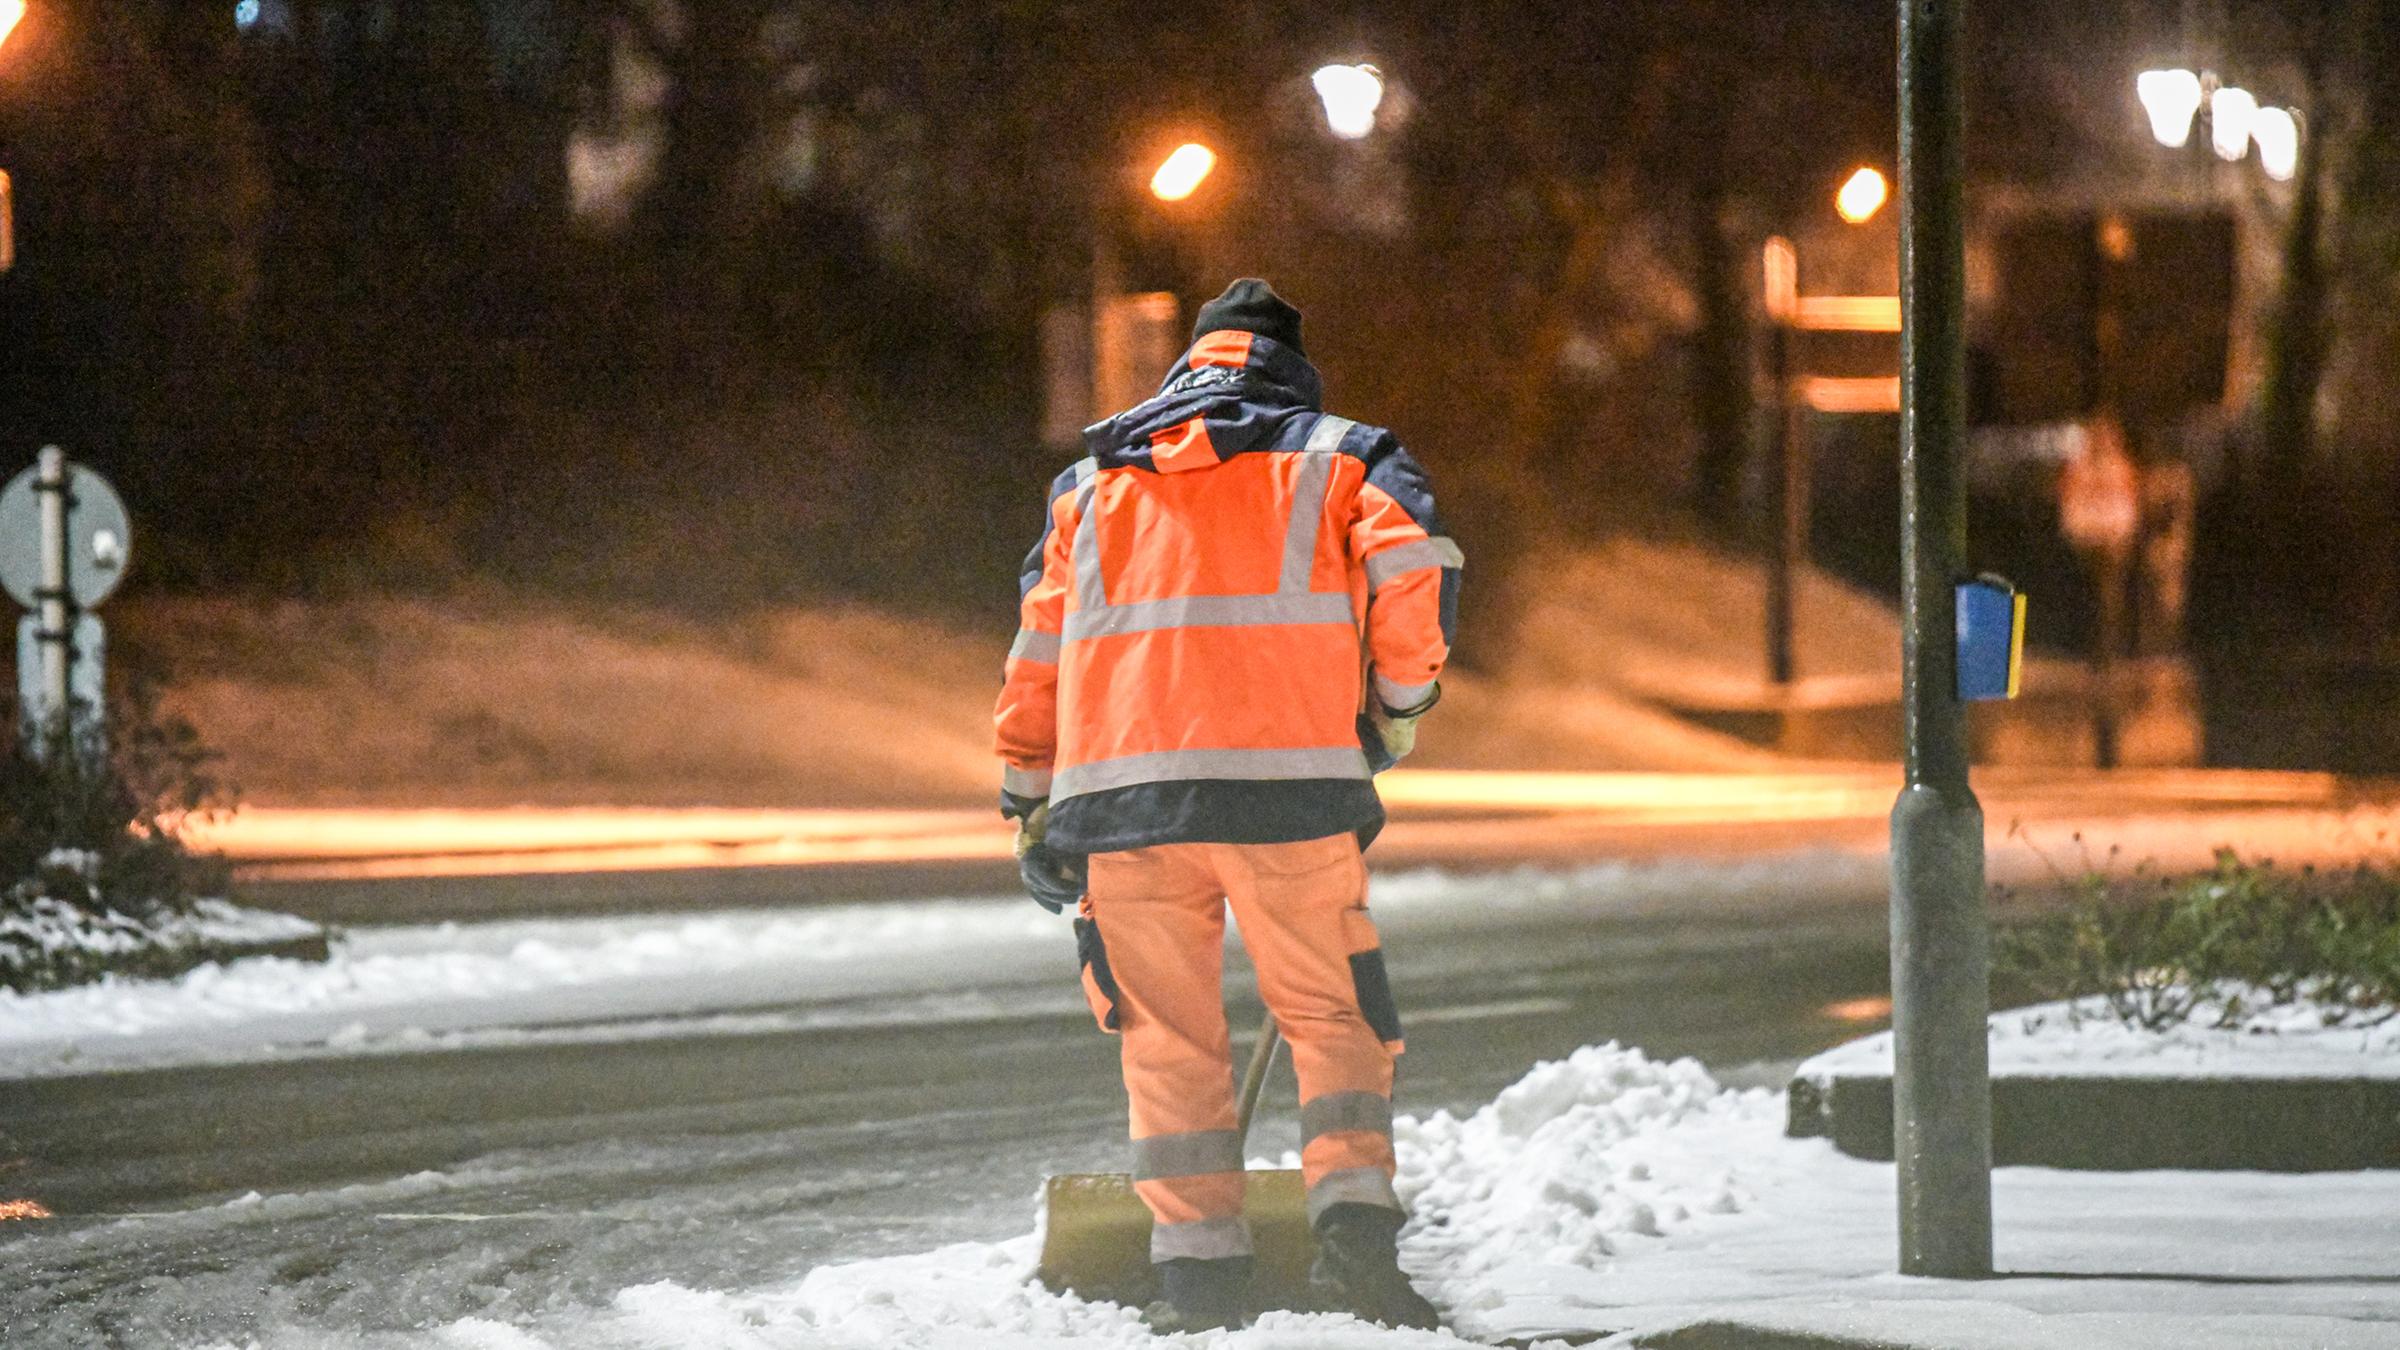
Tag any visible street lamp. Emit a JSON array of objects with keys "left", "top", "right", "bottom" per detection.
[
  {"left": 1311, "top": 64, "right": 1385, "bottom": 140},
  {"left": 2135, "top": 69, "right": 2203, "bottom": 148},
  {"left": 1835, "top": 167, "right": 1889, "bottom": 225},
  {"left": 2209, "top": 85, "right": 2256, "bottom": 161},
  {"left": 1086, "top": 142, "right": 1221, "bottom": 424},
  {"left": 1149, "top": 143, "right": 1217, "bottom": 203},
  {"left": 2252, "top": 106, "right": 2299, "bottom": 183}
]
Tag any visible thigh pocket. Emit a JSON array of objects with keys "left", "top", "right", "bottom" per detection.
[
  {"left": 1074, "top": 906, "right": 1123, "bottom": 1035},
  {"left": 1339, "top": 907, "right": 1404, "bottom": 1050}
]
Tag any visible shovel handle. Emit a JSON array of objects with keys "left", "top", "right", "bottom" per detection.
[{"left": 1234, "top": 1010, "right": 1281, "bottom": 1148}]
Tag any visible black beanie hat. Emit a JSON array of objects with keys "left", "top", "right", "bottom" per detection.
[{"left": 1193, "top": 278, "right": 1304, "bottom": 355}]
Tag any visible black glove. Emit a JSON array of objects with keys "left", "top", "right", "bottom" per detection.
[{"left": 1013, "top": 802, "right": 1088, "bottom": 914}]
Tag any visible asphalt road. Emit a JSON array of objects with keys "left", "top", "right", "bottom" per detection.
[{"left": 0, "top": 880, "right": 1896, "bottom": 1348}]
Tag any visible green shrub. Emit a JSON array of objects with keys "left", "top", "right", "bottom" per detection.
[
  {"left": 1, "top": 683, "right": 232, "bottom": 918},
  {"left": 1996, "top": 849, "right": 2400, "bottom": 1032}
]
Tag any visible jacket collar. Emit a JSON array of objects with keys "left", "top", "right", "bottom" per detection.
[{"left": 1081, "top": 331, "right": 1324, "bottom": 471}]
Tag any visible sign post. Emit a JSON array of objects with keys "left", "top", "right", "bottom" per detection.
[
  {"left": 2, "top": 447, "right": 132, "bottom": 759},
  {"left": 1890, "top": 0, "right": 1994, "bottom": 1278}
]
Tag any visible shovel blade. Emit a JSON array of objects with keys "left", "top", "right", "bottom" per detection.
[{"left": 1036, "top": 1170, "right": 1315, "bottom": 1309}]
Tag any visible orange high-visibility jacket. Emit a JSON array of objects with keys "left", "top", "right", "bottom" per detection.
[{"left": 995, "top": 329, "right": 1461, "bottom": 853}]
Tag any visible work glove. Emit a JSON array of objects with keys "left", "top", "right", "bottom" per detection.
[
  {"left": 1014, "top": 801, "right": 1088, "bottom": 914},
  {"left": 1357, "top": 683, "right": 1439, "bottom": 775}
]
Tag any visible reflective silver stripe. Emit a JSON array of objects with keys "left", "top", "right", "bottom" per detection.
[
  {"left": 1299, "top": 1092, "right": 1393, "bottom": 1145},
  {"left": 1363, "top": 536, "right": 1463, "bottom": 592},
  {"left": 1278, "top": 416, "right": 1351, "bottom": 594},
  {"left": 1053, "top": 746, "right": 1370, "bottom": 801},
  {"left": 1132, "top": 1129, "right": 1244, "bottom": 1181},
  {"left": 1062, "top": 591, "right": 1354, "bottom": 642},
  {"left": 1002, "top": 764, "right": 1052, "bottom": 798},
  {"left": 1305, "top": 1167, "right": 1401, "bottom": 1224},
  {"left": 1072, "top": 456, "right": 1098, "bottom": 485},
  {"left": 1071, "top": 482, "right": 1104, "bottom": 611},
  {"left": 1009, "top": 629, "right": 1061, "bottom": 664},
  {"left": 1373, "top": 672, "right": 1437, "bottom": 711},
  {"left": 1150, "top": 1215, "right": 1254, "bottom": 1262}
]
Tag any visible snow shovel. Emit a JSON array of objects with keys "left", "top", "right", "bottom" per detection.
[{"left": 1036, "top": 1011, "right": 1315, "bottom": 1309}]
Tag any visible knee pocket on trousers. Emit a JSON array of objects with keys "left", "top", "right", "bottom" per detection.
[
  {"left": 1347, "top": 948, "right": 1404, "bottom": 1047},
  {"left": 1338, "top": 907, "right": 1404, "bottom": 1048}
]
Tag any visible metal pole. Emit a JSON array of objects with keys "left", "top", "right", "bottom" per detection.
[
  {"left": 2091, "top": 546, "right": 2124, "bottom": 769},
  {"left": 1766, "top": 320, "right": 1797, "bottom": 686},
  {"left": 1891, "top": 0, "right": 1993, "bottom": 1278},
  {"left": 34, "top": 445, "right": 71, "bottom": 757}
]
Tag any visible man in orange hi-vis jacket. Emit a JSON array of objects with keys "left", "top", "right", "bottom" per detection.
[{"left": 996, "top": 279, "right": 1459, "bottom": 1332}]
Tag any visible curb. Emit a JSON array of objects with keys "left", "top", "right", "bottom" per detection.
[
  {"left": 1790, "top": 1072, "right": 2400, "bottom": 1170},
  {"left": 1631, "top": 1323, "right": 1916, "bottom": 1350}
]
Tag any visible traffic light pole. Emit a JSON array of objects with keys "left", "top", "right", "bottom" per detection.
[{"left": 1891, "top": 0, "right": 1993, "bottom": 1278}]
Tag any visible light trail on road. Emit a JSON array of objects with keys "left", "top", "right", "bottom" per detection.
[{"left": 195, "top": 767, "right": 2395, "bottom": 885}]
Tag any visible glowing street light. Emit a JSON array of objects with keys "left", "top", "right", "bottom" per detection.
[
  {"left": 2135, "top": 69, "right": 2203, "bottom": 148},
  {"left": 2209, "top": 85, "right": 2256, "bottom": 161},
  {"left": 1311, "top": 63, "right": 1385, "bottom": 140},
  {"left": 1149, "top": 142, "right": 1217, "bottom": 203},
  {"left": 1835, "top": 167, "right": 1889, "bottom": 224},
  {"left": 0, "top": 1, "right": 23, "bottom": 53},
  {"left": 2252, "top": 106, "right": 2300, "bottom": 183}
]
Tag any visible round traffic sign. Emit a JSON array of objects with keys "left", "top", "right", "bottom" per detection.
[{"left": 0, "top": 459, "right": 133, "bottom": 609}]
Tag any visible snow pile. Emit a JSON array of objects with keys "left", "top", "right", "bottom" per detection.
[
  {"left": 1397, "top": 1044, "right": 1774, "bottom": 1288},
  {"left": 1800, "top": 992, "right": 2400, "bottom": 1085},
  {"left": 0, "top": 891, "right": 323, "bottom": 994}
]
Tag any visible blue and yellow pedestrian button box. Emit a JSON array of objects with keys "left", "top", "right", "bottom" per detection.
[{"left": 1956, "top": 575, "right": 2025, "bottom": 702}]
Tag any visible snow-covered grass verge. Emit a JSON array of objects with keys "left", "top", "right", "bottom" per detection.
[
  {"left": 0, "top": 891, "right": 325, "bottom": 995},
  {"left": 1800, "top": 991, "right": 2400, "bottom": 1085}
]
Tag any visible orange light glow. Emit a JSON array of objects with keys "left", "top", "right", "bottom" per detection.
[
  {"left": 190, "top": 807, "right": 1015, "bottom": 882},
  {"left": 1792, "top": 295, "right": 1900, "bottom": 333},
  {"left": 1835, "top": 167, "right": 1888, "bottom": 224},
  {"left": 1822, "top": 996, "right": 1894, "bottom": 1023},
  {"left": 189, "top": 769, "right": 2362, "bottom": 884},
  {"left": 1795, "top": 376, "right": 1901, "bottom": 414},
  {"left": 0, "top": 1198, "right": 54, "bottom": 1221},
  {"left": 1762, "top": 236, "right": 1797, "bottom": 323},
  {"left": 0, "top": 2, "right": 23, "bottom": 53},
  {"left": 1149, "top": 143, "right": 1217, "bottom": 202}
]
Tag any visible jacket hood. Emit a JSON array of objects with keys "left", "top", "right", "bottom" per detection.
[{"left": 1081, "top": 330, "right": 1325, "bottom": 473}]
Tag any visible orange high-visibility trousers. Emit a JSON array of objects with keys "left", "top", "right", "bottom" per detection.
[{"left": 1083, "top": 833, "right": 1403, "bottom": 1263}]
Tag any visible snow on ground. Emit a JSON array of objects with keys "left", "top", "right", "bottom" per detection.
[
  {"left": 1800, "top": 991, "right": 2400, "bottom": 1083},
  {"left": 0, "top": 897, "right": 1067, "bottom": 1078},
  {"left": 185, "top": 1040, "right": 1766, "bottom": 1350},
  {"left": 0, "top": 852, "right": 1889, "bottom": 1080},
  {"left": 1, "top": 893, "right": 324, "bottom": 992},
  {"left": 174, "top": 1034, "right": 2400, "bottom": 1350}
]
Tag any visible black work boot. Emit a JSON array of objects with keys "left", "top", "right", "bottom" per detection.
[
  {"left": 1307, "top": 1203, "right": 1441, "bottom": 1330},
  {"left": 1142, "top": 1255, "right": 1252, "bottom": 1333}
]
